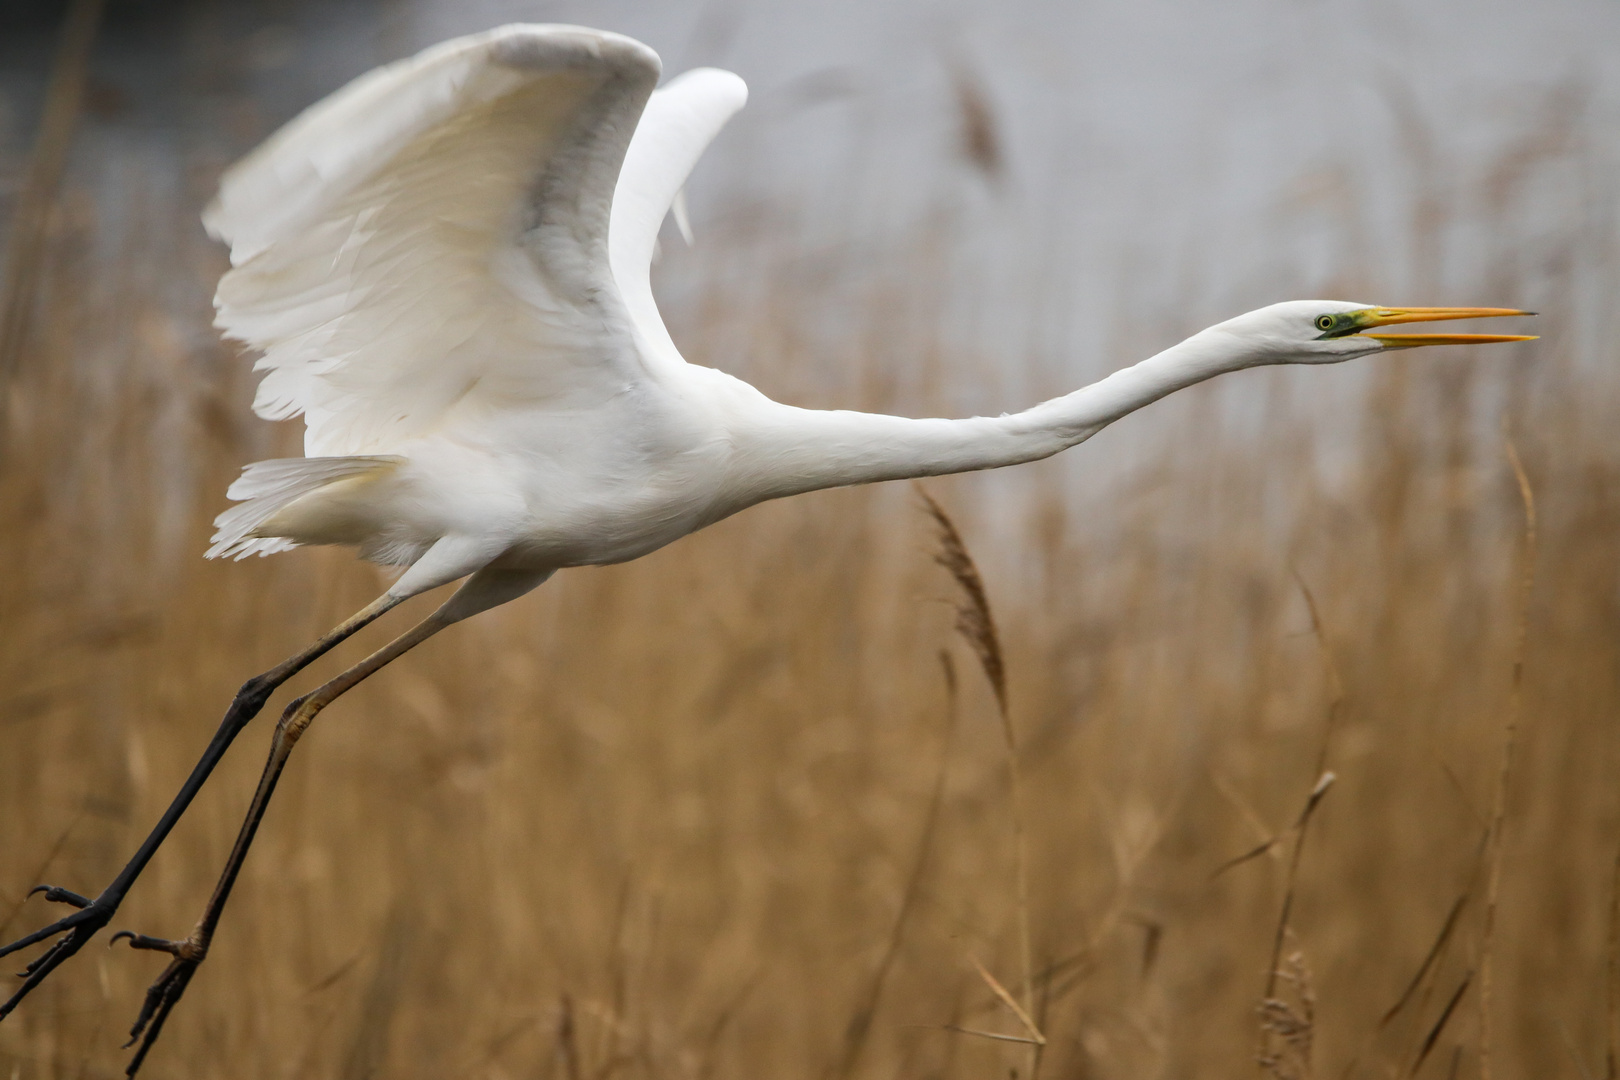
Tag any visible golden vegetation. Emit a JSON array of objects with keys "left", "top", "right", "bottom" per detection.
[{"left": 0, "top": 55, "right": 1617, "bottom": 1080}]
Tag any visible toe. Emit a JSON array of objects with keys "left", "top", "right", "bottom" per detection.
[
  {"left": 28, "top": 885, "right": 91, "bottom": 909},
  {"left": 122, "top": 957, "right": 199, "bottom": 1075},
  {"left": 0, "top": 910, "right": 88, "bottom": 959},
  {"left": 110, "top": 932, "right": 187, "bottom": 957}
]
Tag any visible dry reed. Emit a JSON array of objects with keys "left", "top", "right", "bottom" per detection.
[
  {"left": 1477, "top": 438, "right": 1538, "bottom": 1080},
  {"left": 1610, "top": 846, "right": 1620, "bottom": 1080}
]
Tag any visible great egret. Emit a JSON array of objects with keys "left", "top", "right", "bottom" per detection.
[{"left": 0, "top": 23, "right": 1534, "bottom": 1073}]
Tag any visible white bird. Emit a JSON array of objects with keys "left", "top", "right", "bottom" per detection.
[{"left": 0, "top": 23, "right": 1534, "bottom": 1074}]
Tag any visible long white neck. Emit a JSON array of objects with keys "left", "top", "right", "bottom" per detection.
[{"left": 725, "top": 322, "right": 1261, "bottom": 505}]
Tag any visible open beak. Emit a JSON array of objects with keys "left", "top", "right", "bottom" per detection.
[{"left": 1356, "top": 307, "right": 1537, "bottom": 349}]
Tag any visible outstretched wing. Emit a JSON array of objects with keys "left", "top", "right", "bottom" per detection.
[{"left": 206, "top": 25, "right": 661, "bottom": 457}]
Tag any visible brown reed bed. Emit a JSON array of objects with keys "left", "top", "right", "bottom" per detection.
[{"left": 1, "top": 21, "right": 1619, "bottom": 1080}]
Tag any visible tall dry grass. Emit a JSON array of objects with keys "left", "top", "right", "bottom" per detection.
[{"left": 2, "top": 13, "right": 1619, "bottom": 1080}]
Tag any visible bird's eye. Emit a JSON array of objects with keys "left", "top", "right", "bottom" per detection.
[{"left": 1315, "top": 315, "right": 1336, "bottom": 331}]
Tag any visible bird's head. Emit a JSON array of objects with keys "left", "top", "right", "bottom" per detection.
[{"left": 1213, "top": 300, "right": 1537, "bottom": 365}]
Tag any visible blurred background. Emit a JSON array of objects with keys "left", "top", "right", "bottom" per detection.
[{"left": 1, "top": 0, "right": 1617, "bottom": 1077}]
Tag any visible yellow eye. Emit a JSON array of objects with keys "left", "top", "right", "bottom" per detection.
[{"left": 1316, "top": 315, "right": 1336, "bottom": 331}]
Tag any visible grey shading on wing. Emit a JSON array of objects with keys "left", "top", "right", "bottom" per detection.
[{"left": 204, "top": 24, "right": 662, "bottom": 459}]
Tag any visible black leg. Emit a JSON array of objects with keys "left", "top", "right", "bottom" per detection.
[
  {"left": 111, "top": 606, "right": 452, "bottom": 1076},
  {"left": 0, "top": 592, "right": 403, "bottom": 1020}
]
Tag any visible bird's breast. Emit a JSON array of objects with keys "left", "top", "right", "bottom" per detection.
[{"left": 397, "top": 389, "right": 737, "bottom": 569}]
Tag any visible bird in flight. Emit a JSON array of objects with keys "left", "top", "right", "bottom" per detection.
[{"left": 0, "top": 23, "right": 1534, "bottom": 1075}]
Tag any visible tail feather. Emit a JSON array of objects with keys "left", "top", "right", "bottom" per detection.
[{"left": 209, "top": 455, "right": 404, "bottom": 560}]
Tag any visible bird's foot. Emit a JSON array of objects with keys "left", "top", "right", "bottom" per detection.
[
  {"left": 111, "top": 930, "right": 207, "bottom": 1077},
  {"left": 0, "top": 885, "right": 119, "bottom": 1018}
]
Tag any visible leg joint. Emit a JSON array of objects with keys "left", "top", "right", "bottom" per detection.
[
  {"left": 276, "top": 697, "right": 323, "bottom": 745},
  {"left": 234, "top": 674, "right": 272, "bottom": 713}
]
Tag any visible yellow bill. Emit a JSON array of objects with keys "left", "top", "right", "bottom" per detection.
[{"left": 1350, "top": 307, "right": 1537, "bottom": 349}]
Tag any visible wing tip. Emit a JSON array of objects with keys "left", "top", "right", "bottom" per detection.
[
  {"left": 667, "top": 67, "right": 749, "bottom": 110},
  {"left": 486, "top": 23, "right": 661, "bottom": 80}
]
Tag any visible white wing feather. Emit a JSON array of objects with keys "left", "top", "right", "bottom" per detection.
[
  {"left": 205, "top": 24, "right": 661, "bottom": 457},
  {"left": 609, "top": 68, "right": 748, "bottom": 370}
]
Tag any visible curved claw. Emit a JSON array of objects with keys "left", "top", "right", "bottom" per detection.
[
  {"left": 107, "top": 931, "right": 206, "bottom": 1075},
  {"left": 110, "top": 931, "right": 187, "bottom": 956},
  {"left": 27, "top": 884, "right": 92, "bottom": 909}
]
